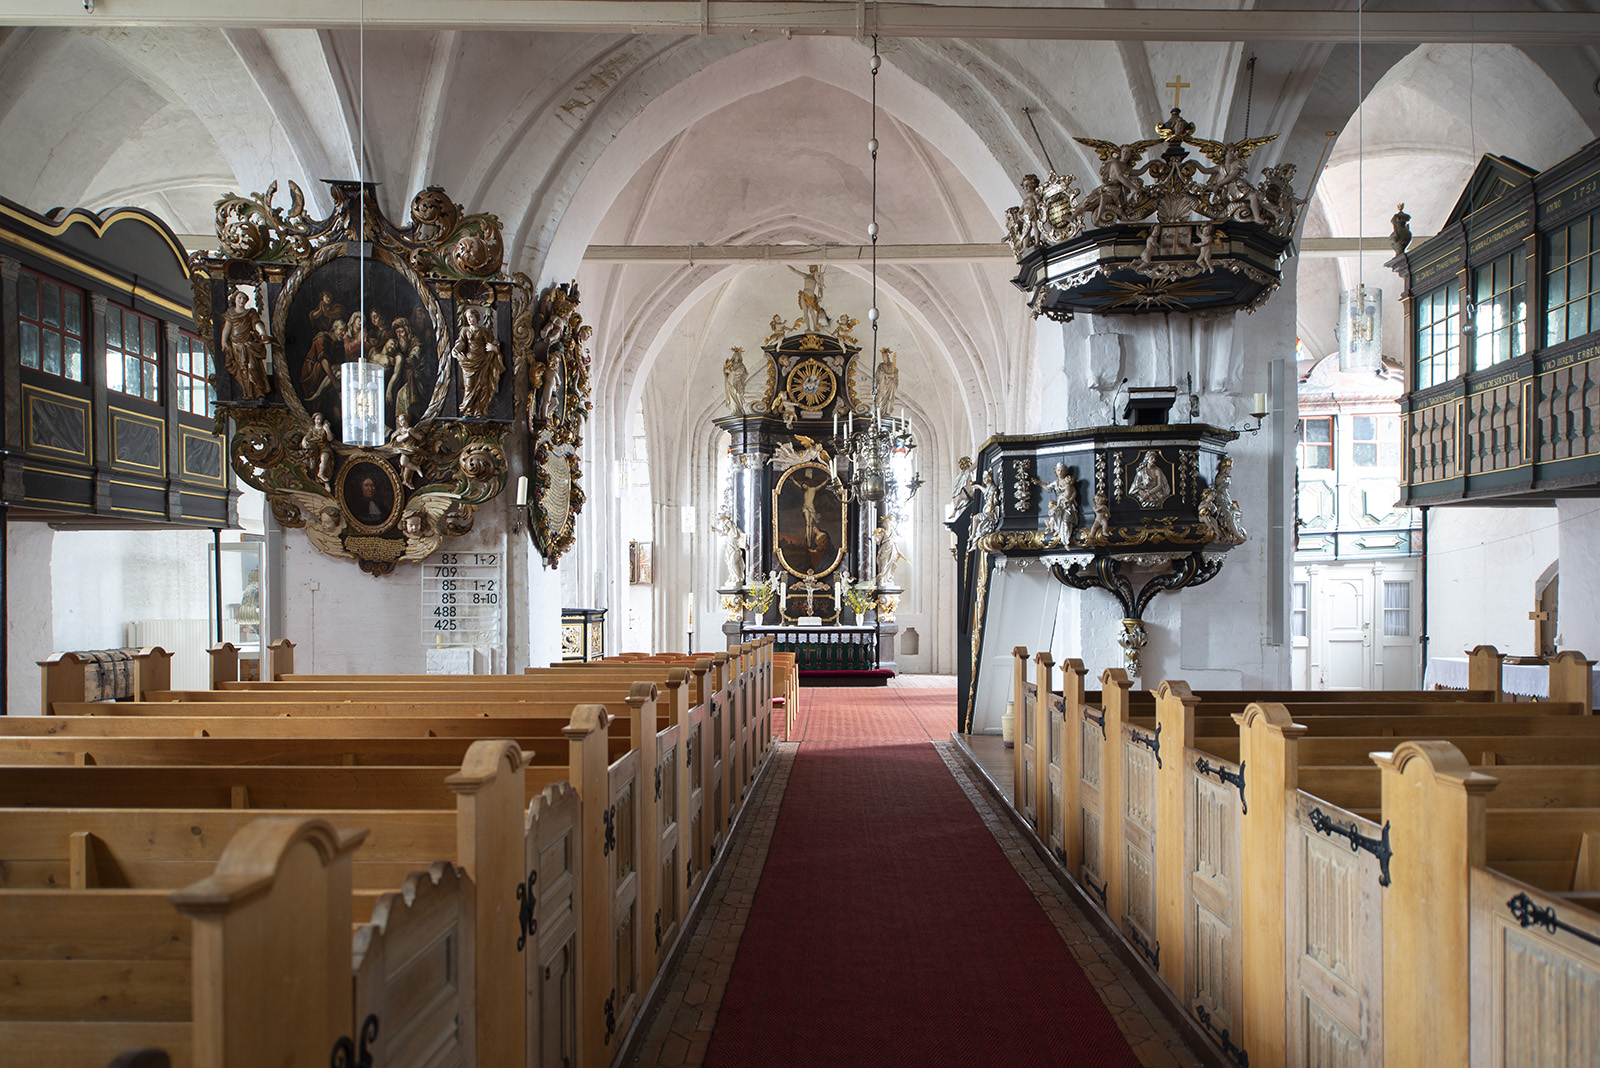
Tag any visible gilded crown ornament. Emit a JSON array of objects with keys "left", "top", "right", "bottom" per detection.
[{"left": 1003, "top": 107, "right": 1305, "bottom": 320}]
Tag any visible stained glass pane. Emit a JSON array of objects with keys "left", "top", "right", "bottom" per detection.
[
  {"left": 20, "top": 323, "right": 39, "bottom": 369},
  {"left": 105, "top": 306, "right": 122, "bottom": 350},
  {"left": 1572, "top": 297, "right": 1588, "bottom": 337},
  {"left": 1549, "top": 228, "right": 1567, "bottom": 265},
  {"left": 106, "top": 353, "right": 123, "bottom": 393},
  {"left": 42, "top": 331, "right": 61, "bottom": 376},
  {"left": 125, "top": 354, "right": 140, "bottom": 393},
  {"left": 63, "top": 290, "right": 80, "bottom": 335},
  {"left": 17, "top": 272, "right": 37, "bottom": 320},
  {"left": 41, "top": 283, "right": 60, "bottom": 328},
  {"left": 142, "top": 319, "right": 158, "bottom": 356},
  {"left": 143, "top": 366, "right": 158, "bottom": 402},
  {"left": 63, "top": 336, "right": 81, "bottom": 381}
]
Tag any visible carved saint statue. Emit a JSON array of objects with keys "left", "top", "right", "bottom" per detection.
[
  {"left": 1033, "top": 462, "right": 1078, "bottom": 546},
  {"left": 787, "top": 263, "right": 830, "bottom": 333},
  {"left": 301, "top": 412, "right": 335, "bottom": 492},
  {"left": 709, "top": 511, "right": 748, "bottom": 589},
  {"left": 1390, "top": 202, "right": 1413, "bottom": 255},
  {"left": 873, "top": 348, "right": 899, "bottom": 414},
  {"left": 1128, "top": 451, "right": 1172, "bottom": 508},
  {"left": 872, "top": 512, "right": 904, "bottom": 588},
  {"left": 453, "top": 304, "right": 503, "bottom": 418},
  {"left": 220, "top": 288, "right": 271, "bottom": 400},
  {"left": 947, "top": 455, "right": 980, "bottom": 523},
  {"left": 968, "top": 470, "right": 1002, "bottom": 549},
  {"left": 723, "top": 347, "right": 748, "bottom": 414},
  {"left": 1198, "top": 457, "right": 1247, "bottom": 544}
]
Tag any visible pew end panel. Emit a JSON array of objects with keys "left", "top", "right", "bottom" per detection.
[
  {"left": 1468, "top": 866, "right": 1600, "bottom": 1067},
  {"left": 168, "top": 817, "right": 368, "bottom": 1068},
  {"left": 352, "top": 861, "right": 476, "bottom": 1068},
  {"left": 525, "top": 781, "right": 582, "bottom": 1068}
]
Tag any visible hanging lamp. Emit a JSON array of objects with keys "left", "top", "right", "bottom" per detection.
[{"left": 1338, "top": 0, "right": 1383, "bottom": 372}]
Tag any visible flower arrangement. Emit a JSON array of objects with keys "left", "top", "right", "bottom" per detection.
[{"left": 840, "top": 574, "right": 878, "bottom": 615}]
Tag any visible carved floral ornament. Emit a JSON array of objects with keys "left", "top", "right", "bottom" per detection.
[{"left": 194, "top": 179, "right": 590, "bottom": 574}]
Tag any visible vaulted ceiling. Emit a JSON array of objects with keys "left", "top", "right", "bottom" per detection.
[{"left": 3, "top": 7, "right": 1597, "bottom": 467}]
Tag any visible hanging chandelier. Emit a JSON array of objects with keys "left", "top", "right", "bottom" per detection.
[{"left": 1338, "top": 0, "right": 1383, "bottom": 373}]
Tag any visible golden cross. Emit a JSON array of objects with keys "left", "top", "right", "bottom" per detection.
[{"left": 1166, "top": 76, "right": 1190, "bottom": 109}]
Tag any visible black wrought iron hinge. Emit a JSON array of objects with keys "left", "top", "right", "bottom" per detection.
[
  {"left": 654, "top": 908, "right": 663, "bottom": 949},
  {"left": 1082, "top": 706, "right": 1107, "bottom": 739},
  {"left": 1308, "top": 807, "right": 1392, "bottom": 887},
  {"left": 1127, "top": 924, "right": 1160, "bottom": 969},
  {"left": 686, "top": 736, "right": 694, "bottom": 768},
  {"left": 1506, "top": 892, "right": 1600, "bottom": 947},
  {"left": 1130, "top": 722, "right": 1162, "bottom": 767},
  {"left": 686, "top": 858, "right": 694, "bottom": 888},
  {"left": 1193, "top": 1004, "right": 1248, "bottom": 1067},
  {"left": 330, "top": 1013, "right": 379, "bottom": 1068},
  {"left": 655, "top": 765, "right": 663, "bottom": 801},
  {"left": 1052, "top": 845, "right": 1068, "bottom": 867},
  {"left": 1195, "top": 756, "right": 1247, "bottom": 814},
  {"left": 604, "top": 989, "right": 617, "bottom": 1044},
  {"left": 1083, "top": 871, "right": 1108, "bottom": 909},
  {"left": 603, "top": 805, "right": 617, "bottom": 856},
  {"left": 516, "top": 869, "right": 539, "bottom": 950}
]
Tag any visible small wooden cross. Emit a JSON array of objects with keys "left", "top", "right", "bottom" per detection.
[
  {"left": 1166, "top": 76, "right": 1191, "bottom": 109},
  {"left": 1531, "top": 604, "right": 1552, "bottom": 653}
]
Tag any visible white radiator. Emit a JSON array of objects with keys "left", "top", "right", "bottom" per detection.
[{"left": 127, "top": 619, "right": 212, "bottom": 691}]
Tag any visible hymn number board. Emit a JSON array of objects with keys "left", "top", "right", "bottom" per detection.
[{"left": 421, "top": 548, "right": 505, "bottom": 649}]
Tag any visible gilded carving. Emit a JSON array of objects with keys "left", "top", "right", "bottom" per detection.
[
  {"left": 199, "top": 180, "right": 522, "bottom": 576},
  {"left": 527, "top": 280, "right": 592, "bottom": 567}
]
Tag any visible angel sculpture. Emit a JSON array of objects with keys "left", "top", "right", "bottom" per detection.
[
  {"left": 1190, "top": 134, "right": 1278, "bottom": 223},
  {"left": 1074, "top": 136, "right": 1161, "bottom": 224},
  {"left": 764, "top": 313, "right": 789, "bottom": 346}
]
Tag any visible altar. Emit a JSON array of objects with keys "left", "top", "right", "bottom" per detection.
[
  {"left": 708, "top": 268, "right": 915, "bottom": 683},
  {"left": 1424, "top": 656, "right": 1600, "bottom": 708}
]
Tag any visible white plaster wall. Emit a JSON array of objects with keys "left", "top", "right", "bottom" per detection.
[
  {"left": 1039, "top": 285, "right": 1295, "bottom": 689},
  {"left": 51, "top": 528, "right": 214, "bottom": 650},
  {"left": 1555, "top": 500, "right": 1600, "bottom": 661},
  {"left": 974, "top": 561, "right": 1060, "bottom": 734},
  {"left": 276, "top": 505, "right": 556, "bottom": 674},
  {"left": 1425, "top": 506, "right": 1560, "bottom": 659},
  {"left": 6, "top": 523, "right": 55, "bottom": 715}
]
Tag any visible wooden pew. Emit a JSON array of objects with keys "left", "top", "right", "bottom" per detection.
[
  {"left": 1004, "top": 646, "right": 1600, "bottom": 1068},
  {"left": 0, "top": 815, "right": 369, "bottom": 1068}
]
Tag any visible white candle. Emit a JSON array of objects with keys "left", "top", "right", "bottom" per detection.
[
  {"left": 1252, "top": 392, "right": 1268, "bottom": 415},
  {"left": 515, "top": 475, "right": 529, "bottom": 506}
]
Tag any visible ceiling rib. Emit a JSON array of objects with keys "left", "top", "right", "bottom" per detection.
[{"left": 18, "top": 3, "right": 1600, "bottom": 45}]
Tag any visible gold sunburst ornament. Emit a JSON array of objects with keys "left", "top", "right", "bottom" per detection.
[{"left": 785, "top": 358, "right": 837, "bottom": 410}]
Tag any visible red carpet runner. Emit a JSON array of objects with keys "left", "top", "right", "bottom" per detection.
[{"left": 707, "top": 683, "right": 1139, "bottom": 1067}]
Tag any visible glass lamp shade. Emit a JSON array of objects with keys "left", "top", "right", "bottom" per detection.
[
  {"left": 341, "top": 358, "right": 386, "bottom": 445},
  {"left": 1337, "top": 285, "right": 1383, "bottom": 373}
]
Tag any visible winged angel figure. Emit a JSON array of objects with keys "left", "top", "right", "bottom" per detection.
[
  {"left": 1074, "top": 137, "right": 1163, "bottom": 225},
  {"left": 1188, "top": 134, "right": 1279, "bottom": 223}
]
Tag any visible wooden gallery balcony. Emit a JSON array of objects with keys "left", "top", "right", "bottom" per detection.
[
  {"left": 0, "top": 198, "right": 231, "bottom": 528},
  {"left": 1393, "top": 140, "right": 1600, "bottom": 506}
]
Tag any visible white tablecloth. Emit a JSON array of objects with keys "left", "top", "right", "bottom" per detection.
[{"left": 1423, "top": 657, "right": 1600, "bottom": 708}]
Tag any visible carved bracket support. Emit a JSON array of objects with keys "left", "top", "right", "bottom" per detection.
[{"left": 1050, "top": 550, "right": 1225, "bottom": 621}]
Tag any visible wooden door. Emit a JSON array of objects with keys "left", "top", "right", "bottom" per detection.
[
  {"left": 1286, "top": 792, "right": 1384, "bottom": 1068},
  {"left": 1321, "top": 574, "right": 1373, "bottom": 689},
  {"left": 1078, "top": 707, "right": 1109, "bottom": 912},
  {"left": 1020, "top": 683, "right": 1037, "bottom": 827},
  {"left": 526, "top": 783, "right": 581, "bottom": 1068},
  {"left": 1122, "top": 724, "right": 1160, "bottom": 970},
  {"left": 1187, "top": 755, "right": 1245, "bottom": 1060}
]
